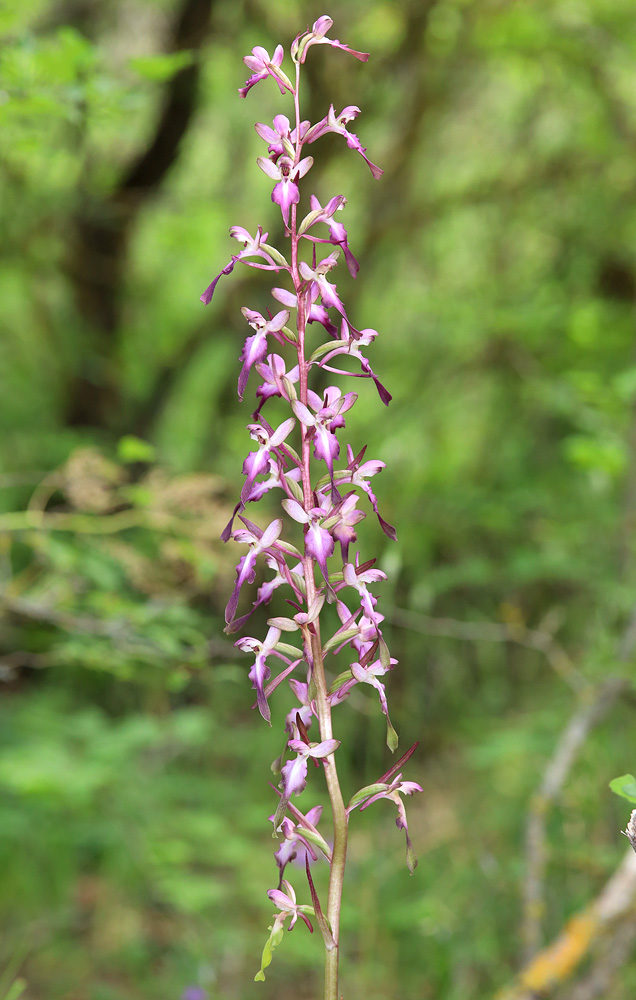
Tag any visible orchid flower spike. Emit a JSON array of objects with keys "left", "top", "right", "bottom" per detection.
[{"left": 201, "top": 16, "right": 420, "bottom": 994}]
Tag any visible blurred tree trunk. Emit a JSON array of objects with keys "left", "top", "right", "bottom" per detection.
[{"left": 64, "top": 0, "right": 214, "bottom": 431}]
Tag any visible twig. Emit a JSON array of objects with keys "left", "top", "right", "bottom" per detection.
[
  {"left": 0, "top": 472, "right": 52, "bottom": 489},
  {"left": 0, "top": 507, "right": 221, "bottom": 538},
  {"left": 0, "top": 593, "right": 239, "bottom": 668},
  {"left": 26, "top": 471, "right": 63, "bottom": 515},
  {"left": 559, "top": 912, "right": 636, "bottom": 1000},
  {"left": 2, "top": 594, "right": 135, "bottom": 637},
  {"left": 521, "top": 677, "right": 630, "bottom": 962},
  {"left": 495, "top": 848, "right": 636, "bottom": 1000},
  {"left": 389, "top": 606, "right": 586, "bottom": 691},
  {"left": 618, "top": 598, "right": 636, "bottom": 663},
  {"left": 0, "top": 509, "right": 143, "bottom": 534},
  {"left": 520, "top": 575, "right": 636, "bottom": 964}
]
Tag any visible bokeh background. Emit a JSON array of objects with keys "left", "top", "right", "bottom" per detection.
[{"left": 3, "top": 1, "right": 636, "bottom": 998}]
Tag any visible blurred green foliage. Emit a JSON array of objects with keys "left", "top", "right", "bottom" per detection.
[{"left": 2, "top": 0, "right": 636, "bottom": 998}]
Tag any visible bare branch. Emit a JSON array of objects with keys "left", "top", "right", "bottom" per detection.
[
  {"left": 495, "top": 848, "right": 636, "bottom": 1000},
  {"left": 559, "top": 913, "right": 636, "bottom": 1000},
  {"left": 521, "top": 677, "right": 630, "bottom": 962},
  {"left": 389, "top": 606, "right": 586, "bottom": 692},
  {"left": 0, "top": 592, "right": 239, "bottom": 669}
]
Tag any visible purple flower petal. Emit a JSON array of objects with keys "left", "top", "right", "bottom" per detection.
[
  {"left": 238, "top": 332, "right": 268, "bottom": 400},
  {"left": 200, "top": 258, "right": 236, "bottom": 305},
  {"left": 272, "top": 179, "right": 300, "bottom": 227},
  {"left": 281, "top": 753, "right": 309, "bottom": 798},
  {"left": 306, "top": 523, "right": 334, "bottom": 579},
  {"left": 181, "top": 988, "right": 208, "bottom": 1000},
  {"left": 249, "top": 651, "right": 272, "bottom": 722}
]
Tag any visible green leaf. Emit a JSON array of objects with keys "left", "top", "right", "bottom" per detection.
[
  {"left": 314, "top": 471, "right": 332, "bottom": 490},
  {"left": 281, "top": 326, "right": 298, "bottom": 345},
  {"left": 405, "top": 840, "right": 418, "bottom": 875},
  {"left": 278, "top": 539, "right": 302, "bottom": 559},
  {"left": 260, "top": 243, "right": 289, "bottom": 267},
  {"left": 328, "top": 669, "right": 353, "bottom": 695},
  {"left": 272, "top": 795, "right": 288, "bottom": 833},
  {"left": 55, "top": 26, "right": 96, "bottom": 75},
  {"left": 564, "top": 435, "right": 626, "bottom": 478},
  {"left": 379, "top": 636, "right": 391, "bottom": 670},
  {"left": 386, "top": 718, "right": 399, "bottom": 753},
  {"left": 297, "top": 826, "right": 332, "bottom": 857},
  {"left": 129, "top": 51, "right": 195, "bottom": 82},
  {"left": 305, "top": 593, "right": 325, "bottom": 622},
  {"left": 322, "top": 626, "right": 359, "bottom": 653},
  {"left": 282, "top": 443, "right": 301, "bottom": 466},
  {"left": 273, "top": 642, "right": 303, "bottom": 658},
  {"left": 309, "top": 341, "right": 339, "bottom": 364},
  {"left": 609, "top": 774, "right": 636, "bottom": 803},
  {"left": 254, "top": 922, "right": 284, "bottom": 982},
  {"left": 348, "top": 782, "right": 389, "bottom": 810},
  {"left": 117, "top": 435, "right": 156, "bottom": 464},
  {"left": 2, "top": 979, "right": 27, "bottom": 1000},
  {"left": 284, "top": 474, "right": 304, "bottom": 503},
  {"left": 267, "top": 617, "right": 298, "bottom": 632},
  {"left": 298, "top": 209, "right": 324, "bottom": 237},
  {"left": 308, "top": 676, "right": 318, "bottom": 704}
]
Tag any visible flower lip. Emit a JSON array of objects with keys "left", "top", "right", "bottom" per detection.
[{"left": 257, "top": 155, "right": 314, "bottom": 227}]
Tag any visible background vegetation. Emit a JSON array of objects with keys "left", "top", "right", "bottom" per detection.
[{"left": 2, "top": 1, "right": 636, "bottom": 998}]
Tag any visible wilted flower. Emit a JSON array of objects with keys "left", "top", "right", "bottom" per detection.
[{"left": 268, "top": 880, "right": 313, "bottom": 932}]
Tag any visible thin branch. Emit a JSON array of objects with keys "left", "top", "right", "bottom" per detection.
[
  {"left": 521, "top": 677, "right": 630, "bottom": 963},
  {"left": 389, "top": 606, "right": 586, "bottom": 692},
  {"left": 559, "top": 913, "right": 636, "bottom": 1000},
  {"left": 520, "top": 549, "right": 636, "bottom": 964},
  {"left": 0, "top": 592, "right": 238, "bottom": 668},
  {"left": 495, "top": 848, "right": 636, "bottom": 1000},
  {"left": 0, "top": 472, "right": 53, "bottom": 489},
  {"left": 0, "top": 507, "right": 226, "bottom": 538}
]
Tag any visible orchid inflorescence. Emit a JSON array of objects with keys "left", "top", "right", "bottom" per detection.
[{"left": 200, "top": 15, "right": 421, "bottom": 998}]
